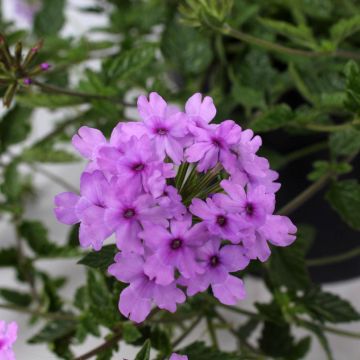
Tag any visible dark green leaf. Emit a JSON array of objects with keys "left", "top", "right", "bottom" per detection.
[
  {"left": 78, "top": 245, "right": 117, "bottom": 271},
  {"left": 123, "top": 322, "right": 142, "bottom": 344},
  {"left": 135, "top": 339, "right": 151, "bottom": 360},
  {"left": 326, "top": 180, "right": 360, "bottom": 230},
  {"left": 300, "top": 288, "right": 360, "bottom": 323},
  {"left": 344, "top": 61, "right": 360, "bottom": 113},
  {"left": 22, "top": 146, "right": 79, "bottom": 163},
  {"left": 329, "top": 128, "right": 360, "bottom": 156},
  {"left": 150, "top": 326, "right": 171, "bottom": 355},
  {"left": 16, "top": 94, "right": 84, "bottom": 109},
  {"left": 34, "top": 0, "right": 66, "bottom": 36},
  {"left": 0, "top": 106, "right": 31, "bottom": 153},
  {"left": 107, "top": 43, "right": 156, "bottom": 80},
  {"left": 251, "top": 105, "right": 294, "bottom": 132},
  {"left": 29, "top": 320, "right": 76, "bottom": 343},
  {"left": 0, "top": 288, "right": 32, "bottom": 307},
  {"left": 161, "top": 21, "right": 213, "bottom": 75},
  {"left": 0, "top": 248, "right": 18, "bottom": 267}
]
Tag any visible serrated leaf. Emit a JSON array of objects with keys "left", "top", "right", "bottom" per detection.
[
  {"left": 0, "top": 288, "right": 32, "bottom": 307},
  {"left": 344, "top": 61, "right": 360, "bottom": 113},
  {"left": 135, "top": 339, "right": 151, "bottom": 360},
  {"left": 22, "top": 147, "right": 79, "bottom": 163},
  {"left": 251, "top": 104, "right": 294, "bottom": 132},
  {"left": 107, "top": 43, "right": 156, "bottom": 80},
  {"left": 161, "top": 21, "right": 213, "bottom": 75},
  {"left": 78, "top": 245, "right": 117, "bottom": 272},
  {"left": 16, "top": 93, "right": 84, "bottom": 109},
  {"left": 34, "top": 0, "right": 65, "bottom": 36},
  {"left": 300, "top": 288, "right": 360, "bottom": 323},
  {"left": 179, "top": 341, "right": 243, "bottom": 360},
  {"left": 326, "top": 180, "right": 360, "bottom": 230},
  {"left": 330, "top": 14, "right": 360, "bottom": 45},
  {"left": 268, "top": 226, "right": 311, "bottom": 291},
  {"left": 0, "top": 106, "right": 31, "bottom": 153},
  {"left": 329, "top": 128, "right": 360, "bottom": 156},
  {"left": 28, "top": 320, "right": 76, "bottom": 343},
  {"left": 123, "top": 322, "right": 142, "bottom": 344}
]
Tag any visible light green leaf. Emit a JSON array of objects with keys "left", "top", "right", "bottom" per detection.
[
  {"left": 16, "top": 93, "right": 84, "bottom": 109},
  {"left": 330, "top": 14, "right": 360, "bottom": 45},
  {"left": 34, "top": 0, "right": 66, "bottom": 36},
  {"left": 329, "top": 128, "right": 360, "bottom": 156},
  {"left": 22, "top": 147, "right": 79, "bottom": 163}
]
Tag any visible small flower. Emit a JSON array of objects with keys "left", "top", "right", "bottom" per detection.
[
  {"left": 108, "top": 253, "right": 185, "bottom": 323},
  {"left": 183, "top": 239, "right": 249, "bottom": 305},
  {"left": 186, "top": 120, "right": 241, "bottom": 172},
  {"left": 185, "top": 92, "right": 216, "bottom": 129},
  {"left": 40, "top": 62, "right": 51, "bottom": 71},
  {"left": 141, "top": 215, "right": 208, "bottom": 285},
  {"left": 0, "top": 320, "right": 18, "bottom": 360},
  {"left": 169, "top": 353, "right": 188, "bottom": 360},
  {"left": 23, "top": 78, "right": 32, "bottom": 85}
]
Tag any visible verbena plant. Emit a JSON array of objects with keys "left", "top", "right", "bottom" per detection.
[{"left": 0, "top": 1, "right": 360, "bottom": 359}]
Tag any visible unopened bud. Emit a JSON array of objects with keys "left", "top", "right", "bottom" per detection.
[
  {"left": 23, "top": 78, "right": 32, "bottom": 85},
  {"left": 40, "top": 62, "right": 50, "bottom": 71}
]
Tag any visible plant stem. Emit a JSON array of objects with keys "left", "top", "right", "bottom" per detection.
[
  {"left": 214, "top": 302, "right": 259, "bottom": 318},
  {"left": 31, "top": 79, "right": 137, "bottom": 107},
  {"left": 303, "top": 122, "right": 353, "bottom": 133},
  {"left": 321, "top": 324, "right": 360, "bottom": 339},
  {"left": 220, "top": 24, "right": 360, "bottom": 60},
  {"left": 307, "top": 247, "right": 360, "bottom": 267},
  {"left": 283, "top": 142, "right": 328, "bottom": 166},
  {"left": 172, "top": 316, "right": 202, "bottom": 348},
  {"left": 74, "top": 331, "right": 122, "bottom": 360},
  {"left": 206, "top": 316, "right": 219, "bottom": 349},
  {"left": 277, "top": 172, "right": 332, "bottom": 216},
  {"left": 0, "top": 303, "right": 75, "bottom": 321}
]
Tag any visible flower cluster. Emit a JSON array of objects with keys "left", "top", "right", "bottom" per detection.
[
  {"left": 0, "top": 321, "right": 18, "bottom": 360},
  {"left": 55, "top": 92, "right": 297, "bottom": 323}
]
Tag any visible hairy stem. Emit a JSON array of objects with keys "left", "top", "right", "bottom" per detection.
[
  {"left": 307, "top": 247, "right": 360, "bottom": 267},
  {"left": 31, "top": 79, "right": 136, "bottom": 107}
]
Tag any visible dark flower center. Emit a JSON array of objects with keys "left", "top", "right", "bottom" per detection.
[
  {"left": 170, "top": 238, "right": 183, "bottom": 250},
  {"left": 210, "top": 255, "right": 220, "bottom": 267},
  {"left": 212, "top": 137, "right": 222, "bottom": 148},
  {"left": 216, "top": 215, "right": 227, "bottom": 227},
  {"left": 123, "top": 208, "right": 135, "bottom": 219},
  {"left": 245, "top": 203, "right": 254, "bottom": 216},
  {"left": 156, "top": 127, "right": 168, "bottom": 135},
  {"left": 132, "top": 163, "right": 145, "bottom": 172}
]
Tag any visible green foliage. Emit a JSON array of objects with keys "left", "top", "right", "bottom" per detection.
[
  {"left": 78, "top": 245, "right": 116, "bottom": 271},
  {"left": 135, "top": 339, "right": 151, "bottom": 360},
  {"left": 329, "top": 128, "right": 360, "bottom": 156},
  {"left": 0, "top": 288, "right": 32, "bottom": 307},
  {"left": 34, "top": 0, "right": 66, "bottom": 36},
  {"left": 326, "top": 180, "right": 360, "bottom": 230}
]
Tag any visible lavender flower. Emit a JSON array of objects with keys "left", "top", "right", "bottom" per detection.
[
  {"left": 169, "top": 354, "right": 188, "bottom": 360},
  {"left": 54, "top": 91, "right": 297, "bottom": 323},
  {"left": 0, "top": 321, "right": 17, "bottom": 360}
]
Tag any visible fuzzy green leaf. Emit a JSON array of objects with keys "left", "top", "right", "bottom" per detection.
[
  {"left": 330, "top": 14, "right": 360, "bottom": 45},
  {"left": 78, "top": 245, "right": 117, "bottom": 271},
  {"left": 251, "top": 105, "right": 294, "bottom": 132}
]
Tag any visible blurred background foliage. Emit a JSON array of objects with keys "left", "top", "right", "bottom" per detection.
[{"left": 0, "top": 0, "right": 360, "bottom": 359}]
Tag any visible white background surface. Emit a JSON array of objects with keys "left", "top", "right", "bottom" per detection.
[{"left": 1, "top": 1, "right": 360, "bottom": 359}]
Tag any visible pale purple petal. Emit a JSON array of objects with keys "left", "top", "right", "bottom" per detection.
[{"left": 212, "top": 275, "right": 246, "bottom": 305}]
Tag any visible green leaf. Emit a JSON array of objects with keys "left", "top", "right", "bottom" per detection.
[
  {"left": 28, "top": 320, "right": 76, "bottom": 343},
  {"left": 150, "top": 326, "right": 171, "bottom": 355},
  {"left": 123, "top": 322, "right": 142, "bottom": 344},
  {"left": 307, "top": 161, "right": 352, "bottom": 181},
  {"left": 237, "top": 318, "right": 260, "bottom": 341},
  {"left": 300, "top": 288, "right": 360, "bottom": 323},
  {"left": 326, "top": 180, "right": 360, "bottom": 230},
  {"left": 250, "top": 104, "right": 294, "bottom": 132},
  {"left": 344, "top": 60, "right": 360, "bottom": 113},
  {"left": 135, "top": 339, "right": 151, "bottom": 360},
  {"left": 16, "top": 93, "right": 84, "bottom": 109},
  {"left": 179, "top": 341, "right": 243, "bottom": 360},
  {"left": 106, "top": 43, "right": 157, "bottom": 80},
  {"left": 22, "top": 146, "right": 79, "bottom": 163},
  {"left": 161, "top": 21, "right": 213, "bottom": 75},
  {"left": 34, "top": 0, "right": 66, "bottom": 36},
  {"left": 0, "top": 248, "right": 18, "bottom": 267},
  {"left": 78, "top": 245, "right": 117, "bottom": 271},
  {"left": 0, "top": 288, "right": 32, "bottom": 307},
  {"left": 329, "top": 128, "right": 360, "bottom": 156},
  {"left": 18, "top": 220, "right": 58, "bottom": 256},
  {"left": 330, "top": 14, "right": 360, "bottom": 45},
  {"left": 0, "top": 106, "right": 31, "bottom": 153},
  {"left": 268, "top": 226, "right": 311, "bottom": 291}
]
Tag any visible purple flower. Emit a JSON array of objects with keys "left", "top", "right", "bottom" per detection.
[
  {"left": 184, "top": 239, "right": 249, "bottom": 305},
  {"left": 140, "top": 215, "right": 208, "bottom": 285},
  {"left": 108, "top": 253, "right": 186, "bottom": 323},
  {"left": 170, "top": 354, "right": 188, "bottom": 360},
  {"left": 54, "top": 171, "right": 113, "bottom": 251},
  {"left": 0, "top": 321, "right": 17, "bottom": 360},
  {"left": 98, "top": 135, "right": 175, "bottom": 198},
  {"left": 104, "top": 179, "right": 167, "bottom": 254},
  {"left": 185, "top": 92, "right": 216, "bottom": 129},
  {"left": 14, "top": 0, "right": 41, "bottom": 23},
  {"left": 185, "top": 120, "right": 241, "bottom": 172},
  {"left": 189, "top": 196, "right": 246, "bottom": 243},
  {"left": 137, "top": 92, "right": 189, "bottom": 164},
  {"left": 158, "top": 185, "right": 187, "bottom": 220},
  {"left": 219, "top": 180, "right": 275, "bottom": 227},
  {"left": 40, "top": 62, "right": 51, "bottom": 71},
  {"left": 246, "top": 215, "right": 297, "bottom": 262}
]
